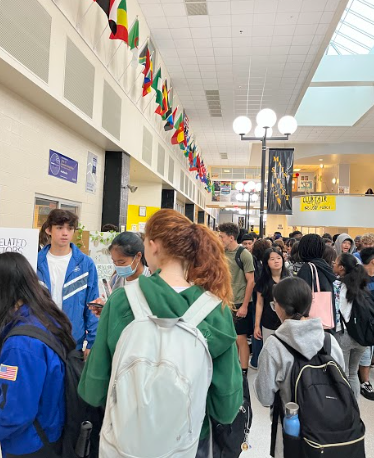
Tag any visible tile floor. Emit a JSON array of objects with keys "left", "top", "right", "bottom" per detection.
[{"left": 247, "top": 367, "right": 374, "bottom": 458}]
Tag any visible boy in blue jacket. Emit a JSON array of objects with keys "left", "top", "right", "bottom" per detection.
[{"left": 37, "top": 209, "right": 99, "bottom": 358}]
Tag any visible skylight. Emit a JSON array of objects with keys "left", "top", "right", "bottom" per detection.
[{"left": 327, "top": 0, "right": 374, "bottom": 55}]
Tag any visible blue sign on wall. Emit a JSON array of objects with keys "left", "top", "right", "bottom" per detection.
[{"left": 48, "top": 150, "right": 78, "bottom": 184}]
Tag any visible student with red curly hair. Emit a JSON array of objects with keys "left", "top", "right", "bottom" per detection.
[{"left": 79, "top": 209, "right": 243, "bottom": 457}]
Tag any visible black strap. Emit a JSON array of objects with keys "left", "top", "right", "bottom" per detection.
[
  {"left": 273, "top": 332, "right": 331, "bottom": 359},
  {"left": 235, "top": 246, "right": 245, "bottom": 271},
  {"left": 270, "top": 391, "right": 284, "bottom": 457},
  {"left": 4, "top": 325, "right": 67, "bottom": 362}
]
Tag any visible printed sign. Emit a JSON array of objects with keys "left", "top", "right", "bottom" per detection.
[
  {"left": 48, "top": 150, "right": 78, "bottom": 184},
  {"left": 267, "top": 148, "right": 294, "bottom": 215},
  {"left": 0, "top": 228, "right": 39, "bottom": 270},
  {"left": 300, "top": 195, "right": 336, "bottom": 212},
  {"left": 86, "top": 152, "right": 98, "bottom": 194}
]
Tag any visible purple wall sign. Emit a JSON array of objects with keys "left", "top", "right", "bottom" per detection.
[{"left": 48, "top": 150, "right": 78, "bottom": 184}]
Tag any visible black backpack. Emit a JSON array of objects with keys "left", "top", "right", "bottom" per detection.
[
  {"left": 5, "top": 325, "right": 102, "bottom": 458},
  {"left": 235, "top": 246, "right": 246, "bottom": 271},
  {"left": 341, "top": 291, "right": 374, "bottom": 347},
  {"left": 271, "top": 333, "right": 365, "bottom": 458}
]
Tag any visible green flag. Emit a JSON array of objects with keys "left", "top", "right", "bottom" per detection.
[
  {"left": 152, "top": 68, "right": 163, "bottom": 106},
  {"left": 128, "top": 18, "right": 139, "bottom": 50}
]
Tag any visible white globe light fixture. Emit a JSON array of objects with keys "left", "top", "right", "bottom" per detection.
[
  {"left": 244, "top": 181, "right": 256, "bottom": 193},
  {"left": 256, "top": 108, "right": 277, "bottom": 128},
  {"left": 233, "top": 108, "right": 296, "bottom": 238},
  {"left": 233, "top": 116, "right": 252, "bottom": 135},
  {"left": 278, "top": 116, "right": 298, "bottom": 135},
  {"left": 235, "top": 182, "right": 244, "bottom": 191},
  {"left": 254, "top": 126, "right": 273, "bottom": 138}
]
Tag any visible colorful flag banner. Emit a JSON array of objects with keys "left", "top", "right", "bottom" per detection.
[
  {"left": 109, "top": 0, "right": 128, "bottom": 44},
  {"left": 128, "top": 17, "right": 139, "bottom": 50}
]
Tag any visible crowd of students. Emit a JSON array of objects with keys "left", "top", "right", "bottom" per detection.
[{"left": 0, "top": 209, "right": 372, "bottom": 458}]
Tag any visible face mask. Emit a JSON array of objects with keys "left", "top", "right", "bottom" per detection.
[{"left": 115, "top": 257, "right": 140, "bottom": 279}]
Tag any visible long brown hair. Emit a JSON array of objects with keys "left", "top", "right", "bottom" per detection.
[{"left": 145, "top": 209, "right": 232, "bottom": 306}]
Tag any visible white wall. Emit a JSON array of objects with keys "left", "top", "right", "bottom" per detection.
[
  {"left": 288, "top": 195, "right": 374, "bottom": 228},
  {"left": 0, "top": 84, "right": 105, "bottom": 229},
  {"left": 128, "top": 182, "right": 162, "bottom": 208}
]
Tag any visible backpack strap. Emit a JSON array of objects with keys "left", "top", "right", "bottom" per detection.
[
  {"left": 235, "top": 246, "right": 245, "bottom": 271},
  {"left": 3, "top": 325, "right": 66, "bottom": 362},
  {"left": 182, "top": 292, "right": 221, "bottom": 328},
  {"left": 321, "top": 332, "right": 332, "bottom": 355},
  {"left": 270, "top": 391, "right": 283, "bottom": 457},
  {"left": 125, "top": 282, "right": 153, "bottom": 319}
]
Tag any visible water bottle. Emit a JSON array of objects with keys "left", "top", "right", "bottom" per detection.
[
  {"left": 283, "top": 402, "right": 300, "bottom": 437},
  {"left": 75, "top": 421, "right": 93, "bottom": 458}
]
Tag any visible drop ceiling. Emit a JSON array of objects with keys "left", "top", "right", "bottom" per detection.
[{"left": 137, "top": 0, "right": 356, "bottom": 166}]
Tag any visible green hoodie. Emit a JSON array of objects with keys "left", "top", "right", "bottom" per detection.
[{"left": 78, "top": 271, "right": 243, "bottom": 439}]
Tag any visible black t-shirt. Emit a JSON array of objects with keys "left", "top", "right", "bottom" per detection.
[{"left": 256, "top": 277, "right": 282, "bottom": 330}]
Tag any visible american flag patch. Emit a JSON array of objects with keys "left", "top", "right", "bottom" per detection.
[{"left": 0, "top": 364, "right": 18, "bottom": 382}]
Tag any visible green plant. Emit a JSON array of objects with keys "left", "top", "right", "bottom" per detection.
[
  {"left": 76, "top": 223, "right": 85, "bottom": 249},
  {"left": 89, "top": 230, "right": 118, "bottom": 245}
]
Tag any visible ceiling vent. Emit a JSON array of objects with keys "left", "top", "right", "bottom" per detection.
[
  {"left": 185, "top": 0, "right": 208, "bottom": 16},
  {"left": 205, "top": 90, "right": 222, "bottom": 118},
  {"left": 220, "top": 153, "right": 228, "bottom": 160}
]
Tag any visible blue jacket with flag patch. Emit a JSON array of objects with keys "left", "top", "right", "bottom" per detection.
[
  {"left": 37, "top": 244, "right": 99, "bottom": 349},
  {"left": 0, "top": 306, "right": 65, "bottom": 456}
]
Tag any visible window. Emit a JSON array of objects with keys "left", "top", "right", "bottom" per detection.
[
  {"left": 327, "top": 0, "right": 374, "bottom": 55},
  {"left": 33, "top": 195, "right": 80, "bottom": 229}
]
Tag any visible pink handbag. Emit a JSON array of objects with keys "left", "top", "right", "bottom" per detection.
[{"left": 308, "top": 263, "right": 334, "bottom": 329}]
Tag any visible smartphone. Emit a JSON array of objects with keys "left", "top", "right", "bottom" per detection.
[{"left": 87, "top": 302, "right": 104, "bottom": 308}]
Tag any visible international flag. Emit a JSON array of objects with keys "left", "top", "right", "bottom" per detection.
[
  {"left": 94, "top": 0, "right": 111, "bottom": 18},
  {"left": 155, "top": 80, "right": 169, "bottom": 116},
  {"left": 171, "top": 113, "right": 185, "bottom": 145},
  {"left": 0, "top": 364, "right": 18, "bottom": 382},
  {"left": 142, "top": 53, "right": 153, "bottom": 96},
  {"left": 152, "top": 67, "right": 163, "bottom": 107},
  {"left": 128, "top": 17, "right": 139, "bottom": 50},
  {"left": 109, "top": 0, "right": 128, "bottom": 44},
  {"left": 139, "top": 42, "right": 149, "bottom": 69},
  {"left": 164, "top": 106, "right": 177, "bottom": 131}
]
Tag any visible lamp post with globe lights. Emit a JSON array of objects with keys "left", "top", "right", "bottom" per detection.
[
  {"left": 233, "top": 110, "right": 297, "bottom": 238},
  {"left": 235, "top": 181, "right": 261, "bottom": 230}
]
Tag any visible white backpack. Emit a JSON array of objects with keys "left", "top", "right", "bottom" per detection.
[{"left": 100, "top": 282, "right": 221, "bottom": 458}]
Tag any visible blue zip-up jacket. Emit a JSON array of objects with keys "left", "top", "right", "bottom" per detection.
[
  {"left": 37, "top": 244, "right": 99, "bottom": 349},
  {"left": 0, "top": 306, "right": 65, "bottom": 456}
]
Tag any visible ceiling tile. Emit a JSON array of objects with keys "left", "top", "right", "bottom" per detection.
[
  {"left": 207, "top": 1, "right": 231, "bottom": 15},
  {"left": 188, "top": 16, "right": 211, "bottom": 28},
  {"left": 212, "top": 37, "right": 233, "bottom": 47},
  {"left": 173, "top": 39, "right": 194, "bottom": 49},
  {"left": 166, "top": 16, "right": 189, "bottom": 28},
  {"left": 275, "top": 13, "right": 299, "bottom": 25},
  {"left": 298, "top": 12, "right": 323, "bottom": 24},
  {"left": 320, "top": 11, "right": 335, "bottom": 23},
  {"left": 210, "top": 15, "right": 229, "bottom": 27},
  {"left": 146, "top": 16, "right": 169, "bottom": 28},
  {"left": 171, "top": 28, "right": 192, "bottom": 39},
  {"left": 231, "top": 0, "right": 255, "bottom": 14},
  {"left": 161, "top": 3, "right": 187, "bottom": 17},
  {"left": 254, "top": 0, "right": 278, "bottom": 13},
  {"left": 292, "top": 35, "right": 314, "bottom": 46},
  {"left": 211, "top": 26, "right": 232, "bottom": 37},
  {"left": 277, "top": 0, "right": 303, "bottom": 13},
  {"left": 191, "top": 28, "right": 212, "bottom": 39}
]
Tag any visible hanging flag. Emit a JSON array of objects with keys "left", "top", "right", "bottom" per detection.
[
  {"left": 155, "top": 80, "right": 169, "bottom": 116},
  {"left": 164, "top": 106, "right": 177, "bottom": 131},
  {"left": 94, "top": 0, "right": 111, "bottom": 18},
  {"left": 152, "top": 67, "right": 163, "bottom": 107},
  {"left": 142, "top": 53, "right": 153, "bottom": 96},
  {"left": 128, "top": 17, "right": 139, "bottom": 50},
  {"left": 109, "top": 0, "right": 128, "bottom": 44},
  {"left": 139, "top": 42, "right": 149, "bottom": 69},
  {"left": 171, "top": 113, "right": 185, "bottom": 145}
]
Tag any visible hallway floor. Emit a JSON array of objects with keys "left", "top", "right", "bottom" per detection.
[{"left": 248, "top": 367, "right": 374, "bottom": 458}]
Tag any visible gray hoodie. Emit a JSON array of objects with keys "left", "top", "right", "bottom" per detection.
[
  {"left": 334, "top": 233, "right": 355, "bottom": 256},
  {"left": 254, "top": 318, "right": 345, "bottom": 408}
]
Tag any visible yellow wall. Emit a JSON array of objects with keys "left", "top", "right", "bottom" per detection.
[
  {"left": 126, "top": 205, "right": 160, "bottom": 232},
  {"left": 350, "top": 164, "right": 374, "bottom": 194},
  {"left": 266, "top": 214, "right": 294, "bottom": 238}
]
